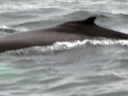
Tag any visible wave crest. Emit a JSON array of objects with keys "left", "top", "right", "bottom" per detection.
[{"left": 5, "top": 39, "right": 128, "bottom": 55}]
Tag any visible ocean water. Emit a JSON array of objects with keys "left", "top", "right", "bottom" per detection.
[{"left": 0, "top": 0, "right": 128, "bottom": 96}]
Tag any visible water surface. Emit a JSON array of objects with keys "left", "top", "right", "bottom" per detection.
[{"left": 0, "top": 0, "right": 128, "bottom": 96}]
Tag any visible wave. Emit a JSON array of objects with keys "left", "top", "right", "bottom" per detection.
[
  {"left": 0, "top": 26, "right": 16, "bottom": 35},
  {"left": 5, "top": 39, "right": 128, "bottom": 55},
  {"left": 0, "top": 25, "right": 30, "bottom": 35}
]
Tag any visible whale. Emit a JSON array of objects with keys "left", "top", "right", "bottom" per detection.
[{"left": 0, "top": 16, "right": 128, "bottom": 53}]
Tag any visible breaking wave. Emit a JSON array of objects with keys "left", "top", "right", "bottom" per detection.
[{"left": 5, "top": 39, "right": 128, "bottom": 55}]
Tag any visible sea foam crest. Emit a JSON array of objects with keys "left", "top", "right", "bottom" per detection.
[
  {"left": 6, "top": 39, "right": 128, "bottom": 55},
  {"left": 35, "top": 39, "right": 128, "bottom": 52}
]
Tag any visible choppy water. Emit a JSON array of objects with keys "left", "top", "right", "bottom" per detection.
[{"left": 1, "top": 0, "right": 128, "bottom": 96}]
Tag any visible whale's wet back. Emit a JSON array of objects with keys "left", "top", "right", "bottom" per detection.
[{"left": 0, "top": 17, "right": 128, "bottom": 53}]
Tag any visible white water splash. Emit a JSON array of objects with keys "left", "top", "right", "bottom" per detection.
[
  {"left": 5, "top": 38, "right": 128, "bottom": 55},
  {"left": 0, "top": 25, "right": 10, "bottom": 29},
  {"left": 7, "top": 38, "right": 128, "bottom": 54},
  {"left": 0, "top": 25, "right": 29, "bottom": 35},
  {"left": 33, "top": 39, "right": 128, "bottom": 53}
]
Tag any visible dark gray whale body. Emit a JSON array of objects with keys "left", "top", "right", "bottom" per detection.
[{"left": 0, "top": 16, "right": 128, "bottom": 53}]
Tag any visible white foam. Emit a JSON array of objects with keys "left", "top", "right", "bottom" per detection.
[
  {"left": 0, "top": 25, "right": 29, "bottom": 35},
  {"left": 6, "top": 38, "right": 128, "bottom": 55},
  {"left": 33, "top": 39, "right": 128, "bottom": 53},
  {"left": 0, "top": 25, "right": 10, "bottom": 29}
]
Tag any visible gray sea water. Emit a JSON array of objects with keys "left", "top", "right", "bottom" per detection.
[{"left": 1, "top": 0, "right": 128, "bottom": 96}]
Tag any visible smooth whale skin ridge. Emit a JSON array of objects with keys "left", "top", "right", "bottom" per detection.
[{"left": 0, "top": 16, "right": 128, "bottom": 53}]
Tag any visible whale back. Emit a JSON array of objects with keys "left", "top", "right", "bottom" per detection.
[
  {"left": 55, "top": 16, "right": 128, "bottom": 39},
  {"left": 0, "top": 16, "right": 128, "bottom": 53}
]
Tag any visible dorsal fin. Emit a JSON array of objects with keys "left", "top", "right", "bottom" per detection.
[
  {"left": 84, "top": 16, "right": 96, "bottom": 25},
  {"left": 69, "top": 16, "right": 96, "bottom": 25}
]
